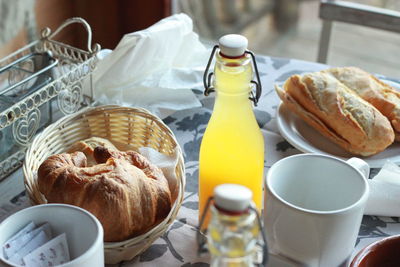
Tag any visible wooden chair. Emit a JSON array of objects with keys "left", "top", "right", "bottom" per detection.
[{"left": 317, "top": 0, "right": 400, "bottom": 63}]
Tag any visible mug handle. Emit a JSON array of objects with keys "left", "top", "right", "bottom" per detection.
[{"left": 346, "top": 157, "right": 370, "bottom": 179}]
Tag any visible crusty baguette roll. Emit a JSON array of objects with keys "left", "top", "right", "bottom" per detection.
[
  {"left": 324, "top": 67, "right": 400, "bottom": 141},
  {"left": 275, "top": 72, "right": 395, "bottom": 156},
  {"left": 38, "top": 147, "right": 172, "bottom": 242}
]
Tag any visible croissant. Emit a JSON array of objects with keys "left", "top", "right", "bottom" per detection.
[
  {"left": 67, "top": 136, "right": 118, "bottom": 166},
  {"left": 276, "top": 72, "right": 394, "bottom": 156},
  {"left": 37, "top": 147, "right": 172, "bottom": 242}
]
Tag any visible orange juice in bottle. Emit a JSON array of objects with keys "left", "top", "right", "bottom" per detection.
[{"left": 199, "top": 34, "right": 264, "bottom": 226}]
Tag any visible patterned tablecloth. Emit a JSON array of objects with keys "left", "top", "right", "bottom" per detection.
[{"left": 1, "top": 55, "right": 399, "bottom": 266}]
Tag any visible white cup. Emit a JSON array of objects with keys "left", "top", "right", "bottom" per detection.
[
  {"left": 264, "top": 154, "right": 369, "bottom": 267},
  {"left": 0, "top": 204, "right": 104, "bottom": 267}
]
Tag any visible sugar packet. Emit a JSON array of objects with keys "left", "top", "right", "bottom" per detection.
[
  {"left": 4, "top": 223, "right": 51, "bottom": 260},
  {"left": 3, "top": 221, "right": 36, "bottom": 259},
  {"left": 8, "top": 230, "right": 50, "bottom": 266},
  {"left": 23, "top": 233, "right": 70, "bottom": 267}
]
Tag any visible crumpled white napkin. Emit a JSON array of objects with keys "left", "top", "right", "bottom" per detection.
[
  {"left": 93, "top": 13, "right": 208, "bottom": 119},
  {"left": 364, "top": 161, "right": 400, "bottom": 217},
  {"left": 139, "top": 147, "right": 180, "bottom": 203}
]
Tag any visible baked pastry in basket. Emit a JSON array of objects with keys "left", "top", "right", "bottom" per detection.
[
  {"left": 67, "top": 137, "right": 118, "bottom": 166},
  {"left": 275, "top": 71, "right": 395, "bottom": 156},
  {"left": 37, "top": 140, "right": 172, "bottom": 242}
]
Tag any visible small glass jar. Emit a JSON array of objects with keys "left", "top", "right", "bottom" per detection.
[{"left": 198, "top": 184, "right": 267, "bottom": 267}]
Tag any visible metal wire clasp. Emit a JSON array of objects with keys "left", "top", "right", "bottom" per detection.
[
  {"left": 196, "top": 197, "right": 269, "bottom": 266},
  {"left": 203, "top": 46, "right": 263, "bottom": 106},
  {"left": 197, "top": 197, "right": 214, "bottom": 255}
]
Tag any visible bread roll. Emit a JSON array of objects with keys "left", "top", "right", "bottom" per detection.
[
  {"left": 38, "top": 147, "right": 172, "bottom": 242},
  {"left": 275, "top": 72, "right": 394, "bottom": 156},
  {"left": 67, "top": 137, "right": 118, "bottom": 166},
  {"left": 324, "top": 67, "right": 400, "bottom": 140}
]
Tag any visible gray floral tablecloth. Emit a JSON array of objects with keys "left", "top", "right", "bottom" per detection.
[{"left": 1, "top": 55, "right": 399, "bottom": 266}]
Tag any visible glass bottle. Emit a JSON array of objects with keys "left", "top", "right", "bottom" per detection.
[
  {"left": 199, "top": 34, "right": 264, "bottom": 225},
  {"left": 198, "top": 184, "right": 268, "bottom": 267}
]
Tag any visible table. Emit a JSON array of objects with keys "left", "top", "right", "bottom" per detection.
[{"left": 1, "top": 55, "right": 399, "bottom": 266}]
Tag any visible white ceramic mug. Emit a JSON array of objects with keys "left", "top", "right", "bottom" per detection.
[
  {"left": 264, "top": 154, "right": 369, "bottom": 267},
  {"left": 0, "top": 204, "right": 104, "bottom": 267}
]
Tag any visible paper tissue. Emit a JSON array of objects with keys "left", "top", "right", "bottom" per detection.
[
  {"left": 93, "top": 13, "right": 209, "bottom": 119},
  {"left": 365, "top": 161, "right": 400, "bottom": 217}
]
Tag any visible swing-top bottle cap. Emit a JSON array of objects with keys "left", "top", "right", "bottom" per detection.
[
  {"left": 218, "top": 34, "right": 248, "bottom": 57},
  {"left": 214, "top": 184, "right": 252, "bottom": 212}
]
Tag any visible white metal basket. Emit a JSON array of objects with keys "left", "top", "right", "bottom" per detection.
[{"left": 0, "top": 17, "right": 100, "bottom": 179}]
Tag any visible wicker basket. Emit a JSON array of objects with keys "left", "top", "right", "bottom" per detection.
[{"left": 23, "top": 105, "right": 186, "bottom": 264}]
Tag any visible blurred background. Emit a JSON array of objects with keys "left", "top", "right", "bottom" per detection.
[{"left": 0, "top": 0, "right": 399, "bottom": 77}]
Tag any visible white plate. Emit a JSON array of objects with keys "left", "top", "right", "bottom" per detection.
[{"left": 276, "top": 79, "right": 400, "bottom": 168}]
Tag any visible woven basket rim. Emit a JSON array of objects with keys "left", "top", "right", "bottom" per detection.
[{"left": 23, "top": 104, "right": 186, "bottom": 252}]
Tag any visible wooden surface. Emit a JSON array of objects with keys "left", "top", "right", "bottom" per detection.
[
  {"left": 73, "top": 0, "right": 171, "bottom": 49},
  {"left": 35, "top": 0, "right": 75, "bottom": 45},
  {"left": 73, "top": 0, "right": 121, "bottom": 50}
]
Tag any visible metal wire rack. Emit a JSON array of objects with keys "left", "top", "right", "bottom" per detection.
[{"left": 0, "top": 17, "right": 101, "bottom": 179}]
